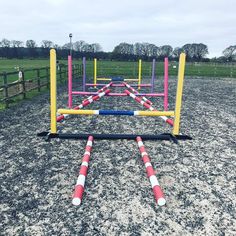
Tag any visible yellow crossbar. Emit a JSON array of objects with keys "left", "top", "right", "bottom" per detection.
[
  {"left": 58, "top": 109, "right": 96, "bottom": 115},
  {"left": 137, "top": 111, "right": 175, "bottom": 116},
  {"left": 97, "top": 78, "right": 112, "bottom": 81},
  {"left": 124, "top": 79, "right": 138, "bottom": 81}
]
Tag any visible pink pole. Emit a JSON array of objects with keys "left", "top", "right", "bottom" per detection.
[
  {"left": 164, "top": 58, "right": 168, "bottom": 111},
  {"left": 85, "top": 83, "right": 152, "bottom": 87},
  {"left": 72, "top": 136, "right": 93, "bottom": 206},
  {"left": 136, "top": 136, "right": 166, "bottom": 206},
  {"left": 72, "top": 91, "right": 164, "bottom": 97},
  {"left": 68, "top": 55, "right": 73, "bottom": 108}
]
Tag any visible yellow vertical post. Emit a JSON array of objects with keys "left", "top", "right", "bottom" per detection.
[
  {"left": 94, "top": 58, "right": 97, "bottom": 88},
  {"left": 173, "top": 53, "right": 186, "bottom": 135},
  {"left": 138, "top": 59, "right": 142, "bottom": 90},
  {"left": 50, "top": 49, "right": 57, "bottom": 134}
]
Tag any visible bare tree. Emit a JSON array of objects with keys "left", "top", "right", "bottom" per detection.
[
  {"left": 53, "top": 44, "right": 61, "bottom": 49},
  {"left": 159, "top": 45, "right": 173, "bottom": 57},
  {"left": 113, "top": 43, "right": 134, "bottom": 55},
  {"left": 172, "top": 47, "right": 183, "bottom": 58},
  {"left": 134, "top": 42, "right": 143, "bottom": 56},
  {"left": 41, "top": 40, "right": 53, "bottom": 48},
  {"left": 11, "top": 40, "right": 24, "bottom": 47},
  {"left": 146, "top": 43, "right": 159, "bottom": 57},
  {"left": 192, "top": 43, "right": 208, "bottom": 60},
  {"left": 182, "top": 44, "right": 194, "bottom": 59},
  {"left": 90, "top": 43, "right": 102, "bottom": 53},
  {"left": 1, "top": 38, "right": 11, "bottom": 47},
  {"left": 182, "top": 43, "right": 208, "bottom": 61},
  {"left": 26, "top": 40, "right": 37, "bottom": 48},
  {"left": 73, "top": 40, "right": 87, "bottom": 52},
  {"left": 223, "top": 45, "right": 236, "bottom": 61},
  {"left": 62, "top": 43, "right": 71, "bottom": 49}
]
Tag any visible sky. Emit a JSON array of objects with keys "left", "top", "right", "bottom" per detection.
[{"left": 0, "top": 0, "right": 235, "bottom": 57}]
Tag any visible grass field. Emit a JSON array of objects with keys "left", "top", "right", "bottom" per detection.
[
  {"left": 0, "top": 59, "right": 236, "bottom": 78},
  {"left": 0, "top": 58, "right": 236, "bottom": 110},
  {"left": 0, "top": 59, "right": 69, "bottom": 71},
  {"left": 85, "top": 60, "right": 236, "bottom": 78}
]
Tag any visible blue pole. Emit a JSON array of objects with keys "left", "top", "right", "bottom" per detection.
[{"left": 99, "top": 110, "right": 134, "bottom": 116}]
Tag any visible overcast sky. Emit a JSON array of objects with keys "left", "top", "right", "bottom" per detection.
[{"left": 0, "top": 0, "right": 235, "bottom": 57}]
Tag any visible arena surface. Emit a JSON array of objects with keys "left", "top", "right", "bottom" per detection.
[{"left": 0, "top": 77, "right": 235, "bottom": 235}]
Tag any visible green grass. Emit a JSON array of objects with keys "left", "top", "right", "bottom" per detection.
[
  {"left": 0, "top": 59, "right": 235, "bottom": 78},
  {"left": 0, "top": 59, "right": 49, "bottom": 72},
  {"left": 0, "top": 59, "right": 68, "bottom": 72},
  {"left": 84, "top": 60, "right": 236, "bottom": 78},
  {"left": 0, "top": 58, "right": 235, "bottom": 110}
]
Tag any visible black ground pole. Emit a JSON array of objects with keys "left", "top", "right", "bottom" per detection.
[{"left": 37, "top": 132, "right": 192, "bottom": 143}]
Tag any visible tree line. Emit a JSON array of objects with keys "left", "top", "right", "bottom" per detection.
[
  {"left": 0, "top": 38, "right": 235, "bottom": 62},
  {"left": 0, "top": 39, "right": 104, "bottom": 60}
]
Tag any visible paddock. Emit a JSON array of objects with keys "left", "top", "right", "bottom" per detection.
[{"left": 0, "top": 76, "right": 235, "bottom": 235}]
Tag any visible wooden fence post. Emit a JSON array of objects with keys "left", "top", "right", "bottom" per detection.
[
  {"left": 3, "top": 72, "right": 9, "bottom": 108},
  {"left": 37, "top": 69, "right": 41, "bottom": 92},
  {"left": 79, "top": 64, "right": 82, "bottom": 77},
  {"left": 64, "top": 65, "right": 67, "bottom": 84},
  {"left": 46, "top": 67, "right": 49, "bottom": 88},
  {"left": 21, "top": 70, "right": 26, "bottom": 99},
  {"left": 59, "top": 64, "right": 63, "bottom": 83}
]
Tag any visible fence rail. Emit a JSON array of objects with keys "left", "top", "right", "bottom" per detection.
[{"left": 0, "top": 63, "right": 82, "bottom": 108}]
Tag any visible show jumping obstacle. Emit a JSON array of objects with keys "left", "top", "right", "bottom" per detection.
[
  {"left": 68, "top": 56, "right": 169, "bottom": 110},
  {"left": 38, "top": 49, "right": 192, "bottom": 207}
]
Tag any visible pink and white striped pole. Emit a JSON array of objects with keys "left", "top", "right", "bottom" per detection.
[
  {"left": 125, "top": 90, "right": 174, "bottom": 126},
  {"left": 72, "top": 136, "right": 93, "bottom": 206},
  {"left": 164, "top": 58, "right": 169, "bottom": 111},
  {"left": 68, "top": 55, "right": 73, "bottom": 108},
  {"left": 123, "top": 82, "right": 153, "bottom": 105},
  {"left": 57, "top": 89, "right": 111, "bottom": 122},
  {"left": 136, "top": 136, "right": 166, "bottom": 206}
]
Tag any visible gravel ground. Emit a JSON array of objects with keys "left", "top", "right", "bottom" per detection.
[{"left": 0, "top": 76, "right": 235, "bottom": 236}]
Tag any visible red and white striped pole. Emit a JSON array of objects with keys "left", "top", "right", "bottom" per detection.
[
  {"left": 123, "top": 82, "right": 153, "bottom": 105},
  {"left": 72, "top": 136, "right": 93, "bottom": 206},
  {"left": 57, "top": 89, "right": 111, "bottom": 122},
  {"left": 136, "top": 136, "right": 166, "bottom": 206},
  {"left": 125, "top": 90, "right": 174, "bottom": 126},
  {"left": 73, "top": 89, "right": 110, "bottom": 110},
  {"left": 84, "top": 82, "right": 112, "bottom": 103}
]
